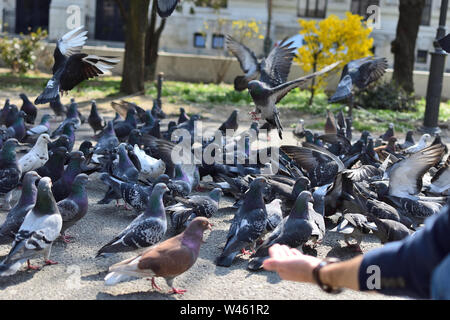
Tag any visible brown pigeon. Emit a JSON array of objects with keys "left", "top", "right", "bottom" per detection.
[{"left": 104, "top": 217, "right": 212, "bottom": 295}]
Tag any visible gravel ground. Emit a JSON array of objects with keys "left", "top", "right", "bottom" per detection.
[{"left": 0, "top": 94, "right": 448, "bottom": 300}]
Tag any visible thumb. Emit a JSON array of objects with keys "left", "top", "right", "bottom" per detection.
[{"left": 262, "top": 258, "right": 278, "bottom": 271}]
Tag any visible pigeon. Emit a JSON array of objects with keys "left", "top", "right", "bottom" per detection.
[
  {"left": 157, "top": 0, "right": 179, "bottom": 18},
  {"left": 36, "top": 146, "right": 69, "bottom": 187},
  {"left": 114, "top": 108, "right": 137, "bottom": 141},
  {"left": 367, "top": 215, "right": 413, "bottom": 244},
  {"left": 248, "top": 191, "right": 315, "bottom": 271},
  {"left": 26, "top": 114, "right": 52, "bottom": 137},
  {"left": 52, "top": 151, "right": 85, "bottom": 202},
  {"left": 99, "top": 173, "right": 153, "bottom": 212},
  {"left": 2, "top": 111, "right": 27, "bottom": 142},
  {"left": 265, "top": 198, "right": 283, "bottom": 232},
  {"left": 19, "top": 93, "right": 37, "bottom": 125},
  {"left": 112, "top": 144, "right": 140, "bottom": 182},
  {"left": 18, "top": 134, "right": 52, "bottom": 174},
  {"left": 0, "top": 139, "right": 22, "bottom": 195},
  {"left": 404, "top": 134, "right": 431, "bottom": 154},
  {"left": 0, "top": 177, "right": 62, "bottom": 276},
  {"left": 248, "top": 62, "right": 339, "bottom": 139},
  {"left": 380, "top": 123, "right": 395, "bottom": 142},
  {"left": 96, "top": 183, "right": 169, "bottom": 256},
  {"left": 399, "top": 131, "right": 415, "bottom": 150},
  {"left": 216, "top": 177, "right": 267, "bottom": 267},
  {"left": 2, "top": 103, "right": 19, "bottom": 128},
  {"left": 132, "top": 144, "right": 166, "bottom": 180},
  {"left": 104, "top": 217, "right": 212, "bottom": 295},
  {"left": 167, "top": 188, "right": 222, "bottom": 231},
  {"left": 328, "top": 56, "right": 388, "bottom": 103},
  {"left": 218, "top": 110, "right": 239, "bottom": 134},
  {"left": 35, "top": 26, "right": 119, "bottom": 104},
  {"left": 47, "top": 134, "right": 70, "bottom": 154},
  {"left": 49, "top": 95, "right": 67, "bottom": 119},
  {"left": 58, "top": 174, "right": 89, "bottom": 242},
  {"left": 94, "top": 121, "right": 119, "bottom": 155},
  {"left": 429, "top": 156, "right": 450, "bottom": 194},
  {"left": 387, "top": 144, "right": 444, "bottom": 199},
  {"left": 0, "top": 171, "right": 40, "bottom": 245},
  {"left": 0, "top": 99, "right": 11, "bottom": 126},
  {"left": 330, "top": 213, "right": 375, "bottom": 252},
  {"left": 88, "top": 100, "right": 105, "bottom": 135},
  {"left": 178, "top": 108, "right": 190, "bottom": 125}
]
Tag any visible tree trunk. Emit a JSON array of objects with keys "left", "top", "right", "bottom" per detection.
[
  {"left": 145, "top": 0, "right": 166, "bottom": 81},
  {"left": 391, "top": 0, "right": 426, "bottom": 94},
  {"left": 117, "top": 0, "right": 150, "bottom": 94},
  {"left": 263, "top": 0, "right": 273, "bottom": 57}
]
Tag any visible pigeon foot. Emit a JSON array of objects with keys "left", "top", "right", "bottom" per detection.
[
  {"left": 44, "top": 259, "right": 58, "bottom": 266},
  {"left": 169, "top": 287, "right": 187, "bottom": 295}
]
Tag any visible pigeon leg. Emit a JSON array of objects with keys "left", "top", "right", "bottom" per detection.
[
  {"left": 169, "top": 288, "right": 187, "bottom": 295},
  {"left": 149, "top": 277, "right": 162, "bottom": 291},
  {"left": 60, "top": 233, "right": 74, "bottom": 243},
  {"left": 27, "top": 260, "right": 41, "bottom": 271},
  {"left": 248, "top": 111, "right": 261, "bottom": 121},
  {"left": 44, "top": 260, "right": 58, "bottom": 266},
  {"left": 240, "top": 248, "right": 254, "bottom": 256}
]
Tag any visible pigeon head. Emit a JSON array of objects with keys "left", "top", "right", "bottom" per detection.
[
  {"left": 370, "top": 180, "right": 389, "bottom": 198},
  {"left": 23, "top": 171, "right": 41, "bottom": 188},
  {"left": 291, "top": 191, "right": 314, "bottom": 219},
  {"left": 182, "top": 217, "right": 212, "bottom": 246},
  {"left": 248, "top": 80, "right": 264, "bottom": 94},
  {"left": 145, "top": 183, "right": 169, "bottom": 216},
  {"left": 40, "top": 114, "right": 52, "bottom": 123},
  {"left": 209, "top": 188, "right": 223, "bottom": 203},
  {"left": 19, "top": 93, "right": 30, "bottom": 101},
  {"left": 420, "top": 134, "right": 431, "bottom": 143},
  {"left": 292, "top": 177, "right": 311, "bottom": 199},
  {"left": 155, "top": 174, "right": 170, "bottom": 184},
  {"left": 18, "top": 110, "right": 27, "bottom": 119},
  {"left": 249, "top": 177, "right": 267, "bottom": 192},
  {"left": 304, "top": 130, "right": 314, "bottom": 143},
  {"left": 35, "top": 177, "right": 59, "bottom": 215},
  {"left": 37, "top": 134, "right": 52, "bottom": 145},
  {"left": 79, "top": 141, "right": 93, "bottom": 156}
]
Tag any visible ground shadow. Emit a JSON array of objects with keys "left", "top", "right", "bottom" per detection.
[{"left": 97, "top": 290, "right": 176, "bottom": 300}]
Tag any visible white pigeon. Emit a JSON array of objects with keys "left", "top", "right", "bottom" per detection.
[
  {"left": 405, "top": 134, "right": 431, "bottom": 154},
  {"left": 0, "top": 177, "right": 62, "bottom": 276},
  {"left": 133, "top": 145, "right": 166, "bottom": 180},
  {"left": 18, "top": 134, "right": 52, "bottom": 173}
]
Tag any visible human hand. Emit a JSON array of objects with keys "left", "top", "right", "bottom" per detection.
[{"left": 262, "top": 244, "right": 322, "bottom": 283}]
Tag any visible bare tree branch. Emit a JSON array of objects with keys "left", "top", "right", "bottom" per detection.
[{"left": 114, "top": 0, "right": 128, "bottom": 23}]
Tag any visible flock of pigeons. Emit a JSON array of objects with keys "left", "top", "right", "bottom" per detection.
[{"left": 0, "top": 22, "right": 448, "bottom": 296}]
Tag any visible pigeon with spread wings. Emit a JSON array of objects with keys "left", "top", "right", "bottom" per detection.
[{"left": 35, "top": 26, "right": 119, "bottom": 104}]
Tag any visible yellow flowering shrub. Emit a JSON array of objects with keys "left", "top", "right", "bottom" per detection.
[{"left": 296, "top": 12, "right": 374, "bottom": 98}]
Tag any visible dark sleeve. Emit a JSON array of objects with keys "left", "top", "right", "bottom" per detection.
[{"left": 358, "top": 205, "right": 450, "bottom": 299}]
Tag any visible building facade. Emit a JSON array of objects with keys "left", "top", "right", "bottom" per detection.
[{"left": 0, "top": 0, "right": 449, "bottom": 71}]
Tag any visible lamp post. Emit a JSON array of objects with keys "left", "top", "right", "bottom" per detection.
[{"left": 422, "top": 0, "right": 448, "bottom": 134}]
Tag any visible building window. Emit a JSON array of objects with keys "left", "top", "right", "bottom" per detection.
[
  {"left": 194, "top": 33, "right": 206, "bottom": 48},
  {"left": 194, "top": 0, "right": 227, "bottom": 8},
  {"left": 297, "top": 0, "right": 328, "bottom": 18},
  {"left": 212, "top": 34, "right": 225, "bottom": 49},
  {"left": 417, "top": 50, "right": 428, "bottom": 63},
  {"left": 350, "top": 0, "right": 380, "bottom": 19},
  {"left": 421, "top": 0, "right": 432, "bottom": 26}
]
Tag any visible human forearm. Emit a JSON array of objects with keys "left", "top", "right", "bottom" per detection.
[{"left": 319, "top": 255, "right": 363, "bottom": 292}]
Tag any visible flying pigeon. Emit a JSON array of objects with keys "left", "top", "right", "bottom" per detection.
[
  {"left": 19, "top": 93, "right": 37, "bottom": 125},
  {"left": 248, "top": 191, "right": 315, "bottom": 271},
  {"left": 58, "top": 174, "right": 89, "bottom": 242},
  {"left": 216, "top": 177, "right": 267, "bottom": 267},
  {"left": 0, "top": 177, "right": 62, "bottom": 276},
  {"left": 18, "top": 134, "right": 52, "bottom": 174},
  {"left": 0, "top": 171, "right": 40, "bottom": 245},
  {"left": 97, "top": 183, "right": 169, "bottom": 256},
  {"left": 329, "top": 56, "right": 388, "bottom": 103},
  {"left": 157, "top": 0, "right": 179, "bottom": 18},
  {"left": 35, "top": 26, "right": 119, "bottom": 104},
  {"left": 248, "top": 61, "right": 339, "bottom": 139},
  {"left": 104, "top": 217, "right": 212, "bottom": 295}
]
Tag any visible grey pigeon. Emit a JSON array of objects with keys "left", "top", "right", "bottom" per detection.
[
  {"left": 51, "top": 99, "right": 81, "bottom": 138},
  {"left": 248, "top": 61, "right": 339, "bottom": 139},
  {"left": 88, "top": 100, "right": 105, "bottom": 135},
  {"left": 0, "top": 177, "right": 62, "bottom": 276},
  {"left": 265, "top": 199, "right": 283, "bottom": 232},
  {"left": 0, "top": 139, "right": 22, "bottom": 195},
  {"left": 329, "top": 56, "right": 388, "bottom": 103},
  {"left": 167, "top": 188, "right": 222, "bottom": 231},
  {"left": 26, "top": 114, "right": 52, "bottom": 137},
  {"left": 330, "top": 213, "right": 376, "bottom": 252},
  {"left": 216, "top": 177, "right": 267, "bottom": 267},
  {"left": 58, "top": 174, "right": 89, "bottom": 242},
  {"left": 367, "top": 215, "right": 413, "bottom": 244},
  {"left": 0, "top": 171, "right": 40, "bottom": 245},
  {"left": 49, "top": 95, "right": 67, "bottom": 119},
  {"left": 94, "top": 121, "right": 119, "bottom": 155},
  {"left": 104, "top": 217, "right": 212, "bottom": 295},
  {"left": 248, "top": 191, "right": 315, "bottom": 271},
  {"left": 19, "top": 93, "right": 37, "bottom": 125},
  {"left": 96, "top": 183, "right": 169, "bottom": 256}
]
